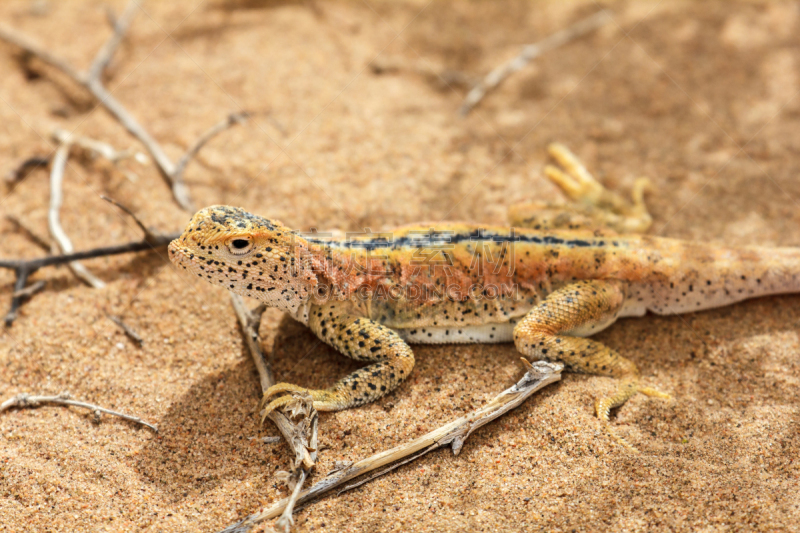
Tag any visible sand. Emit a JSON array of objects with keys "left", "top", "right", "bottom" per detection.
[{"left": 1, "top": 1, "right": 799, "bottom": 531}]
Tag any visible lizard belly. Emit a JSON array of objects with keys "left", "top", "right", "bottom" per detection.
[{"left": 394, "top": 319, "right": 520, "bottom": 344}]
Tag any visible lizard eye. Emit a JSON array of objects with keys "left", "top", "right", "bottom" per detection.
[{"left": 228, "top": 238, "right": 253, "bottom": 255}]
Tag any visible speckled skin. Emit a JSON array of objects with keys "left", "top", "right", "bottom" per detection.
[{"left": 167, "top": 146, "right": 800, "bottom": 446}]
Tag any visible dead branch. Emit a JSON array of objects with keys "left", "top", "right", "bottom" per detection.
[
  {"left": 369, "top": 56, "right": 478, "bottom": 92},
  {"left": 12, "top": 280, "right": 46, "bottom": 300},
  {"left": 230, "top": 295, "right": 273, "bottom": 389},
  {"left": 336, "top": 443, "right": 438, "bottom": 496},
  {"left": 3, "top": 267, "right": 31, "bottom": 327},
  {"left": 0, "top": 392, "right": 157, "bottom": 432},
  {"left": 3, "top": 132, "right": 168, "bottom": 326},
  {"left": 459, "top": 10, "right": 610, "bottom": 116},
  {"left": 229, "top": 294, "right": 317, "bottom": 470},
  {"left": 48, "top": 143, "right": 106, "bottom": 289},
  {"left": 1, "top": 231, "right": 179, "bottom": 326},
  {"left": 100, "top": 196, "right": 158, "bottom": 243},
  {"left": 0, "top": 233, "right": 179, "bottom": 272},
  {"left": 276, "top": 469, "right": 307, "bottom": 533},
  {"left": 5, "top": 215, "right": 51, "bottom": 252},
  {"left": 228, "top": 294, "right": 321, "bottom": 532},
  {"left": 52, "top": 128, "right": 146, "bottom": 165},
  {"left": 174, "top": 112, "right": 251, "bottom": 180},
  {"left": 0, "top": 1, "right": 248, "bottom": 211},
  {"left": 5, "top": 156, "right": 50, "bottom": 184},
  {"left": 218, "top": 360, "right": 562, "bottom": 532},
  {"left": 104, "top": 310, "right": 144, "bottom": 346},
  {"left": 88, "top": 0, "right": 139, "bottom": 82}
]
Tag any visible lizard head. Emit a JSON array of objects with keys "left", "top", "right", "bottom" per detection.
[{"left": 169, "top": 205, "right": 318, "bottom": 313}]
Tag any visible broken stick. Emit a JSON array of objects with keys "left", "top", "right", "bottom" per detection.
[
  {"left": 1, "top": 231, "right": 180, "bottom": 326},
  {"left": 459, "top": 10, "right": 610, "bottom": 116},
  {"left": 0, "top": 0, "right": 247, "bottom": 211},
  {"left": 217, "top": 359, "right": 562, "bottom": 532},
  {"left": 1, "top": 392, "right": 157, "bottom": 432}
]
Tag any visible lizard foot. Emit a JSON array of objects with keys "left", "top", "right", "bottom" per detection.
[
  {"left": 544, "top": 142, "right": 652, "bottom": 233},
  {"left": 261, "top": 383, "right": 312, "bottom": 421},
  {"left": 260, "top": 383, "right": 344, "bottom": 421},
  {"left": 595, "top": 384, "right": 671, "bottom": 452}
]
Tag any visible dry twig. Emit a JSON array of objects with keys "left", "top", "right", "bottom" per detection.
[
  {"left": 5, "top": 215, "right": 51, "bottom": 252},
  {"left": 1, "top": 231, "right": 179, "bottom": 326},
  {"left": 218, "top": 360, "right": 562, "bottom": 532},
  {"left": 12, "top": 280, "right": 46, "bottom": 300},
  {"left": 0, "top": 0, "right": 247, "bottom": 211},
  {"left": 2, "top": 130, "right": 173, "bottom": 325},
  {"left": 100, "top": 195, "right": 157, "bottom": 243},
  {"left": 459, "top": 10, "right": 610, "bottom": 116},
  {"left": 229, "top": 294, "right": 318, "bottom": 469},
  {"left": 48, "top": 143, "right": 106, "bottom": 289},
  {"left": 174, "top": 112, "right": 251, "bottom": 180},
  {"left": 104, "top": 310, "right": 144, "bottom": 346},
  {"left": 1, "top": 392, "right": 157, "bottom": 431},
  {"left": 5, "top": 156, "right": 50, "bottom": 183},
  {"left": 226, "top": 294, "right": 320, "bottom": 533},
  {"left": 37, "top": 130, "right": 147, "bottom": 292},
  {"left": 52, "top": 128, "right": 146, "bottom": 165}
]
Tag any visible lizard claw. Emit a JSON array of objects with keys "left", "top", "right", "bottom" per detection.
[
  {"left": 259, "top": 383, "right": 312, "bottom": 421},
  {"left": 261, "top": 395, "right": 298, "bottom": 422},
  {"left": 638, "top": 386, "right": 671, "bottom": 400}
]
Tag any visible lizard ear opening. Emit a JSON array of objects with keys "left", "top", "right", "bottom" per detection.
[{"left": 228, "top": 238, "right": 253, "bottom": 255}]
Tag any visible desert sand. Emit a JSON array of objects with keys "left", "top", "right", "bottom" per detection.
[{"left": 1, "top": 1, "right": 799, "bottom": 531}]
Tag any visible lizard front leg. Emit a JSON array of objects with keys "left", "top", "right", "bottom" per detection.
[
  {"left": 261, "top": 302, "right": 415, "bottom": 419},
  {"left": 513, "top": 279, "right": 669, "bottom": 449}
]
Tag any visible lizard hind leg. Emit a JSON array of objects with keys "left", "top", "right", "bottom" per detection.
[
  {"left": 513, "top": 280, "right": 669, "bottom": 451},
  {"left": 508, "top": 143, "right": 652, "bottom": 234}
]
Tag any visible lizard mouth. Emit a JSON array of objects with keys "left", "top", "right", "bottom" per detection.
[{"left": 168, "top": 240, "right": 197, "bottom": 268}]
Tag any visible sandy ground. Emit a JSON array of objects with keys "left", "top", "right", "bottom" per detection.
[{"left": 1, "top": 0, "right": 799, "bottom": 531}]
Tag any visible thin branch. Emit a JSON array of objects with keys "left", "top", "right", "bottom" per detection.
[
  {"left": 87, "top": 0, "right": 139, "bottom": 82},
  {"left": 0, "top": 2, "right": 247, "bottom": 212},
  {"left": 0, "top": 23, "right": 86, "bottom": 83},
  {"left": 218, "top": 360, "right": 562, "bottom": 532},
  {"left": 0, "top": 232, "right": 179, "bottom": 272},
  {"left": 12, "top": 280, "right": 46, "bottom": 299},
  {"left": 174, "top": 112, "right": 251, "bottom": 181},
  {"left": 276, "top": 469, "right": 307, "bottom": 533},
  {"left": 48, "top": 143, "right": 106, "bottom": 289},
  {"left": 459, "top": 10, "right": 610, "bottom": 116},
  {"left": 5, "top": 155, "right": 50, "bottom": 183},
  {"left": 230, "top": 294, "right": 274, "bottom": 389},
  {"left": 228, "top": 293, "right": 320, "bottom": 533},
  {"left": 104, "top": 310, "right": 144, "bottom": 346},
  {"left": 4, "top": 267, "right": 31, "bottom": 327},
  {"left": 100, "top": 195, "right": 156, "bottom": 242},
  {"left": 336, "top": 443, "right": 438, "bottom": 496},
  {"left": 5, "top": 215, "right": 51, "bottom": 252},
  {"left": 1, "top": 392, "right": 157, "bottom": 432},
  {"left": 82, "top": 77, "right": 191, "bottom": 208},
  {"left": 52, "top": 129, "right": 146, "bottom": 165},
  {"left": 229, "top": 293, "right": 316, "bottom": 470},
  {"left": 1, "top": 232, "right": 179, "bottom": 326}
]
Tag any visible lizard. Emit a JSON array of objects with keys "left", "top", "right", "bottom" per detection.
[{"left": 168, "top": 143, "right": 800, "bottom": 448}]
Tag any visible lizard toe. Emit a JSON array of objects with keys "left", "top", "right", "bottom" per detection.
[
  {"left": 260, "top": 395, "right": 297, "bottom": 422},
  {"left": 638, "top": 385, "right": 671, "bottom": 400},
  {"left": 260, "top": 383, "right": 309, "bottom": 408}
]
